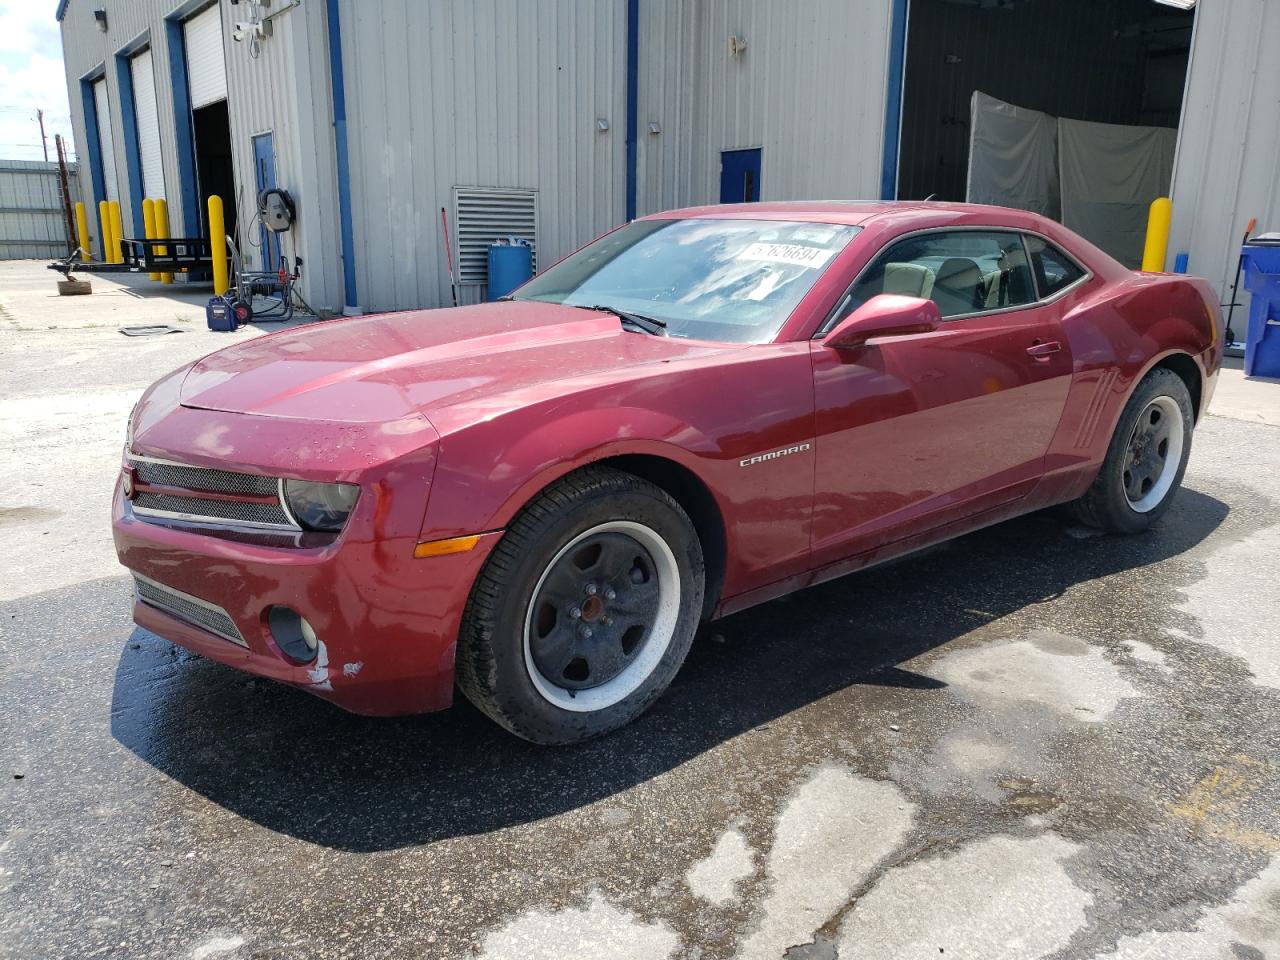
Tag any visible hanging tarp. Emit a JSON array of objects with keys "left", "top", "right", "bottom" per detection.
[
  {"left": 965, "top": 91, "right": 1060, "bottom": 219},
  {"left": 1057, "top": 118, "right": 1176, "bottom": 268}
]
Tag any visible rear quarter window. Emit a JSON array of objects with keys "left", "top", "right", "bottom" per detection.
[{"left": 1026, "top": 235, "right": 1086, "bottom": 298}]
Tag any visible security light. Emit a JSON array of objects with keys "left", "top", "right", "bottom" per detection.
[{"left": 1153, "top": 0, "right": 1196, "bottom": 9}]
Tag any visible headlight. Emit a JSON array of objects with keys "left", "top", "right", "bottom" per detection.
[
  {"left": 126, "top": 401, "right": 139, "bottom": 449},
  {"left": 282, "top": 479, "right": 360, "bottom": 531}
]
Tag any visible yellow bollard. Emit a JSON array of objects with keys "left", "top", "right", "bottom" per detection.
[
  {"left": 154, "top": 198, "right": 173, "bottom": 284},
  {"left": 142, "top": 199, "right": 159, "bottom": 280},
  {"left": 1141, "top": 196, "right": 1172, "bottom": 273},
  {"left": 74, "top": 202, "right": 91, "bottom": 261},
  {"left": 208, "top": 194, "right": 229, "bottom": 296},
  {"left": 98, "top": 200, "right": 112, "bottom": 263},
  {"left": 107, "top": 200, "right": 124, "bottom": 264}
]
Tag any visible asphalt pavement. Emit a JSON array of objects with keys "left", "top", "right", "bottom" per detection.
[{"left": 2, "top": 261, "right": 1278, "bottom": 959}]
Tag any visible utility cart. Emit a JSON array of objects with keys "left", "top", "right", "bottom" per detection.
[{"left": 48, "top": 237, "right": 214, "bottom": 278}]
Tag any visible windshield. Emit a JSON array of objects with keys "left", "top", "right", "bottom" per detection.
[{"left": 513, "top": 218, "right": 861, "bottom": 343}]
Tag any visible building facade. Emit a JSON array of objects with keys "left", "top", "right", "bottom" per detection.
[{"left": 57, "top": 0, "right": 1280, "bottom": 316}]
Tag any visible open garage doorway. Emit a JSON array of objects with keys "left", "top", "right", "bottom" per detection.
[
  {"left": 179, "top": 2, "right": 238, "bottom": 249},
  {"left": 894, "top": 0, "right": 1194, "bottom": 266},
  {"left": 193, "top": 99, "right": 237, "bottom": 248}
]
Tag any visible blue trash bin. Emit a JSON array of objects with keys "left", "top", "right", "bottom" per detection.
[
  {"left": 487, "top": 238, "right": 533, "bottom": 301},
  {"left": 1240, "top": 241, "right": 1280, "bottom": 377}
]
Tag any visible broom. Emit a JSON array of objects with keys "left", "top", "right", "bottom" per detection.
[{"left": 440, "top": 206, "right": 458, "bottom": 307}]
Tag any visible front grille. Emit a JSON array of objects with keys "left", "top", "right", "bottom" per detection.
[
  {"left": 133, "top": 574, "right": 247, "bottom": 646},
  {"left": 134, "top": 459, "right": 278, "bottom": 496},
  {"left": 128, "top": 455, "right": 297, "bottom": 530},
  {"left": 133, "top": 491, "right": 293, "bottom": 526}
]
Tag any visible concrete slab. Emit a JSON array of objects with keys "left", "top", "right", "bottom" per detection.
[
  {"left": 0, "top": 257, "right": 214, "bottom": 332},
  {"left": 1207, "top": 356, "right": 1280, "bottom": 428}
]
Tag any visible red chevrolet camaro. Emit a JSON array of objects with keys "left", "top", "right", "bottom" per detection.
[{"left": 115, "top": 202, "right": 1222, "bottom": 743}]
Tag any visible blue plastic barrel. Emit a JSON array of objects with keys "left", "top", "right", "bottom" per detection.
[
  {"left": 1240, "top": 241, "right": 1280, "bottom": 378},
  {"left": 487, "top": 238, "right": 533, "bottom": 301}
]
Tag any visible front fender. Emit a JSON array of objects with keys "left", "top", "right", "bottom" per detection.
[
  {"left": 416, "top": 342, "right": 817, "bottom": 601},
  {"left": 420, "top": 405, "right": 721, "bottom": 540}
]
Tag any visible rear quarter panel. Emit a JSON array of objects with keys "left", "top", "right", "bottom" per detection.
[{"left": 1038, "top": 271, "right": 1221, "bottom": 503}]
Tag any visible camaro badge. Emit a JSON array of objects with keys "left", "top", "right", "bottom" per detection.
[{"left": 740, "top": 442, "right": 812, "bottom": 468}]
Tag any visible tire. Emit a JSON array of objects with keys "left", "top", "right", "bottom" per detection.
[
  {"left": 1070, "top": 366, "right": 1194, "bottom": 534},
  {"left": 456, "top": 466, "right": 705, "bottom": 745}
]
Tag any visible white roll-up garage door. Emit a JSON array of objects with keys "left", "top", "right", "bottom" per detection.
[
  {"left": 92, "top": 79, "right": 119, "bottom": 201},
  {"left": 131, "top": 48, "right": 165, "bottom": 200},
  {"left": 184, "top": 4, "right": 227, "bottom": 109}
]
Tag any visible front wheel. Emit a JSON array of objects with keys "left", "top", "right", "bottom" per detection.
[
  {"left": 1070, "top": 366, "right": 1194, "bottom": 534},
  {"left": 455, "top": 467, "right": 704, "bottom": 745}
]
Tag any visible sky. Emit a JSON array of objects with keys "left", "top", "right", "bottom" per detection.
[{"left": 0, "top": 1, "right": 75, "bottom": 162}]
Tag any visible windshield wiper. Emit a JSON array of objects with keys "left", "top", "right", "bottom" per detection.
[{"left": 579, "top": 303, "right": 668, "bottom": 336}]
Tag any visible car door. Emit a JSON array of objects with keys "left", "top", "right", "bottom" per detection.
[{"left": 809, "top": 229, "right": 1075, "bottom": 567}]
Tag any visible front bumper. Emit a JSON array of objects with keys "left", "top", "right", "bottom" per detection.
[{"left": 113, "top": 481, "right": 499, "bottom": 716}]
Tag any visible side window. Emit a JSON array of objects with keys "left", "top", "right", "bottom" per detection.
[
  {"left": 834, "top": 231, "right": 1036, "bottom": 322},
  {"left": 1025, "top": 235, "right": 1085, "bottom": 298}
]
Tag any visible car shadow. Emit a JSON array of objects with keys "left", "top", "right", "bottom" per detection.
[{"left": 110, "top": 489, "right": 1229, "bottom": 852}]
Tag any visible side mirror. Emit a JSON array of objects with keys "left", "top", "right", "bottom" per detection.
[{"left": 821, "top": 294, "right": 941, "bottom": 350}]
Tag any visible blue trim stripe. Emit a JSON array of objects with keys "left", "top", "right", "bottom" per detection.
[
  {"left": 79, "top": 78, "right": 106, "bottom": 258},
  {"left": 624, "top": 0, "right": 639, "bottom": 221},
  {"left": 115, "top": 54, "right": 145, "bottom": 237},
  {"left": 56, "top": 0, "right": 70, "bottom": 22},
  {"left": 880, "top": 0, "right": 909, "bottom": 201},
  {"left": 326, "top": 0, "right": 359, "bottom": 310},
  {"left": 163, "top": 16, "right": 201, "bottom": 238}
]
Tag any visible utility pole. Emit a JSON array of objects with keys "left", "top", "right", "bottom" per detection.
[
  {"left": 54, "top": 134, "right": 76, "bottom": 256},
  {"left": 36, "top": 108, "right": 49, "bottom": 162}
]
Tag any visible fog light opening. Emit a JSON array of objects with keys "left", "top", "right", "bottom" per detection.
[{"left": 267, "top": 606, "right": 320, "bottom": 663}]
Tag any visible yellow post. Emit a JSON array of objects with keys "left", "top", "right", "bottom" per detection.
[
  {"left": 98, "top": 200, "right": 112, "bottom": 263},
  {"left": 154, "top": 198, "right": 173, "bottom": 284},
  {"left": 208, "top": 194, "right": 229, "bottom": 296},
  {"left": 74, "top": 202, "right": 91, "bottom": 261},
  {"left": 108, "top": 200, "right": 124, "bottom": 264},
  {"left": 142, "top": 199, "right": 159, "bottom": 280},
  {"left": 1141, "top": 196, "right": 1172, "bottom": 273}
]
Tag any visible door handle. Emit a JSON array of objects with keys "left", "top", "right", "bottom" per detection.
[{"left": 1026, "top": 340, "right": 1062, "bottom": 359}]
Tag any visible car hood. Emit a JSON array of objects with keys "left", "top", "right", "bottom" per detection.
[{"left": 179, "top": 302, "right": 735, "bottom": 425}]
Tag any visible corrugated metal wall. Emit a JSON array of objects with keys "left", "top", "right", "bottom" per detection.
[
  {"left": 59, "top": 0, "right": 895, "bottom": 313},
  {"left": 0, "top": 161, "right": 81, "bottom": 260},
  {"left": 636, "top": 0, "right": 698, "bottom": 215},
  {"left": 337, "top": 0, "right": 628, "bottom": 312},
  {"left": 60, "top": 1, "right": 188, "bottom": 241},
  {"left": 57, "top": 0, "right": 1274, "bottom": 318},
  {"left": 57, "top": 0, "right": 340, "bottom": 308},
  {"left": 221, "top": 0, "right": 342, "bottom": 309},
  {"left": 695, "top": 0, "right": 891, "bottom": 204},
  {"left": 1169, "top": 0, "right": 1280, "bottom": 305},
  {"left": 638, "top": 0, "right": 893, "bottom": 214}
]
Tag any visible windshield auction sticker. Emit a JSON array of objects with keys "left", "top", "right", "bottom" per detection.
[{"left": 739, "top": 242, "right": 836, "bottom": 270}]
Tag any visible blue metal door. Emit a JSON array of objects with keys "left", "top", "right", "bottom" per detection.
[
  {"left": 720, "top": 148, "right": 762, "bottom": 204},
  {"left": 252, "top": 132, "right": 279, "bottom": 272}
]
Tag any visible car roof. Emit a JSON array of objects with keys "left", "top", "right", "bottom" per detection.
[{"left": 641, "top": 200, "right": 1056, "bottom": 232}]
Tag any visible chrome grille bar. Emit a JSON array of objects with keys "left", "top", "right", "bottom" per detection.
[
  {"left": 132, "top": 457, "right": 278, "bottom": 496},
  {"left": 128, "top": 454, "right": 299, "bottom": 531},
  {"left": 132, "top": 491, "right": 293, "bottom": 527}
]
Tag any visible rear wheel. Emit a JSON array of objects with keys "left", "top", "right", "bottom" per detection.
[
  {"left": 456, "top": 467, "right": 704, "bottom": 745},
  {"left": 1070, "top": 367, "right": 1194, "bottom": 533}
]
